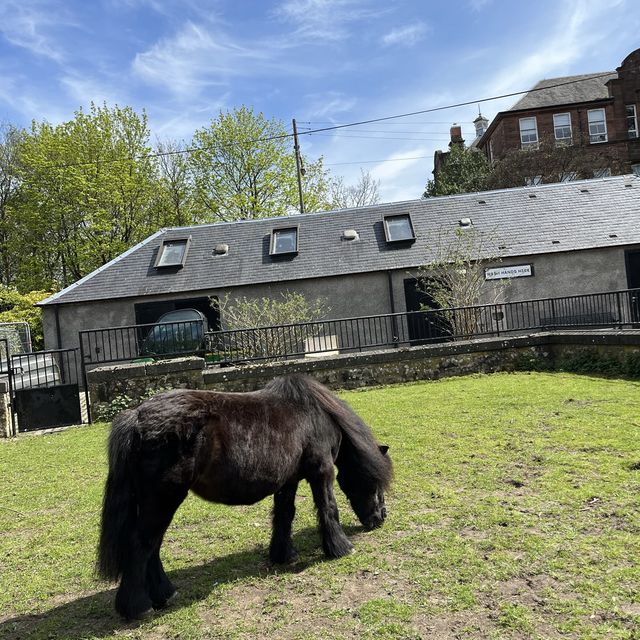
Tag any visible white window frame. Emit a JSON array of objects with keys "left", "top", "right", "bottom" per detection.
[
  {"left": 626, "top": 104, "right": 638, "bottom": 139},
  {"left": 593, "top": 168, "right": 611, "bottom": 178},
  {"left": 588, "top": 108, "right": 608, "bottom": 144},
  {"left": 519, "top": 117, "right": 538, "bottom": 148},
  {"left": 632, "top": 164, "right": 640, "bottom": 177},
  {"left": 553, "top": 112, "right": 572, "bottom": 144}
]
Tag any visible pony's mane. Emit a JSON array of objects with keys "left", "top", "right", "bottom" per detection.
[{"left": 265, "top": 375, "right": 392, "bottom": 489}]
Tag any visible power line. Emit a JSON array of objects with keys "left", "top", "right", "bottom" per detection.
[
  {"left": 325, "top": 155, "right": 431, "bottom": 166},
  {"left": 44, "top": 71, "right": 614, "bottom": 169}
]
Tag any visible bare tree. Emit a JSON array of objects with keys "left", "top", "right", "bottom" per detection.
[
  {"left": 211, "top": 292, "right": 331, "bottom": 361},
  {"left": 487, "top": 133, "right": 625, "bottom": 189},
  {"left": 417, "top": 227, "right": 509, "bottom": 338},
  {"left": 329, "top": 169, "right": 380, "bottom": 209}
]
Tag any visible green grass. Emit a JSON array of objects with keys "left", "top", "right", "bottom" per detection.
[{"left": 1, "top": 372, "right": 639, "bottom": 639}]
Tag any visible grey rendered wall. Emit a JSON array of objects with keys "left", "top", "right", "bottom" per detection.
[
  {"left": 43, "top": 244, "right": 639, "bottom": 351},
  {"left": 43, "top": 271, "right": 392, "bottom": 351}
]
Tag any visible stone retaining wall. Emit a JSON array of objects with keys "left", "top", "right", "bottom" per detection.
[{"left": 86, "top": 330, "right": 640, "bottom": 420}]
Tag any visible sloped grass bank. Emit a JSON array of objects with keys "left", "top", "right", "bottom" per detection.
[{"left": 0, "top": 373, "right": 639, "bottom": 639}]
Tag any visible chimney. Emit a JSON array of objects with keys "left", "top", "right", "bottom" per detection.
[
  {"left": 474, "top": 113, "right": 489, "bottom": 138},
  {"left": 449, "top": 124, "right": 464, "bottom": 147}
]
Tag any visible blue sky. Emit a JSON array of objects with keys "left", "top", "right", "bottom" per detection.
[{"left": 1, "top": 0, "right": 639, "bottom": 202}]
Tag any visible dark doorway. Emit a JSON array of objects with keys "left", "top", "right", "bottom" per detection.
[
  {"left": 135, "top": 297, "right": 220, "bottom": 332},
  {"left": 403, "top": 278, "right": 452, "bottom": 344},
  {"left": 625, "top": 250, "right": 640, "bottom": 322}
]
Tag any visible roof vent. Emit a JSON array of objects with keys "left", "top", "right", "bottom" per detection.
[
  {"left": 213, "top": 243, "right": 229, "bottom": 256},
  {"left": 342, "top": 229, "right": 359, "bottom": 241},
  {"left": 609, "top": 234, "right": 618, "bottom": 238},
  {"left": 580, "top": 188, "right": 589, "bottom": 193},
  {"left": 529, "top": 193, "right": 537, "bottom": 198},
  {"left": 625, "top": 183, "right": 633, "bottom": 188},
  {"left": 478, "top": 199, "right": 486, "bottom": 205},
  {"left": 498, "top": 244, "right": 507, "bottom": 250},
  {"left": 459, "top": 217, "right": 473, "bottom": 228},
  {"left": 551, "top": 240, "right": 560, "bottom": 245}
]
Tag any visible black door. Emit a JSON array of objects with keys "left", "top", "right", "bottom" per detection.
[
  {"left": 403, "top": 278, "right": 452, "bottom": 344},
  {"left": 625, "top": 250, "right": 640, "bottom": 323},
  {"left": 10, "top": 349, "right": 82, "bottom": 432}
]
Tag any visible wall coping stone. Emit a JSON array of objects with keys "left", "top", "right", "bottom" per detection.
[
  {"left": 145, "top": 356, "right": 204, "bottom": 375},
  {"left": 88, "top": 361, "right": 148, "bottom": 383},
  {"left": 201, "top": 330, "right": 640, "bottom": 384}
]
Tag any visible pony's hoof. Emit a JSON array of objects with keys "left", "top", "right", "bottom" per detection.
[{"left": 152, "top": 589, "right": 178, "bottom": 610}]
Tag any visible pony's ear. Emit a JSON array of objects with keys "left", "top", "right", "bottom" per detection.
[{"left": 379, "top": 445, "right": 389, "bottom": 456}]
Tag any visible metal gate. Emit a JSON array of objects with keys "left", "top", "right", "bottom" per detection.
[{"left": 9, "top": 348, "right": 83, "bottom": 432}]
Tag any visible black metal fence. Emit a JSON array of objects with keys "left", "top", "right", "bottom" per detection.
[
  {"left": 205, "top": 288, "right": 640, "bottom": 364},
  {"left": 79, "top": 319, "right": 205, "bottom": 367}
]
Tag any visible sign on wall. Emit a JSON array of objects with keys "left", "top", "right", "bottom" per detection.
[{"left": 485, "top": 264, "right": 534, "bottom": 280}]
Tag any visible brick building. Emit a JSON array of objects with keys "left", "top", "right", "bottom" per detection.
[{"left": 473, "top": 48, "right": 640, "bottom": 181}]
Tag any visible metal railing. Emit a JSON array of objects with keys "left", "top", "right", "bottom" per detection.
[
  {"left": 205, "top": 288, "right": 640, "bottom": 365},
  {"left": 79, "top": 319, "right": 205, "bottom": 367}
]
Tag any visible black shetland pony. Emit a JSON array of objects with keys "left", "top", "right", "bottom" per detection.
[{"left": 97, "top": 374, "right": 392, "bottom": 620}]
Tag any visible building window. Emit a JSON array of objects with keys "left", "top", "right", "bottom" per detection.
[
  {"left": 383, "top": 214, "right": 415, "bottom": 243},
  {"left": 553, "top": 113, "right": 572, "bottom": 144},
  {"left": 593, "top": 168, "right": 611, "bottom": 178},
  {"left": 560, "top": 171, "right": 577, "bottom": 182},
  {"left": 270, "top": 227, "right": 298, "bottom": 255},
  {"left": 519, "top": 117, "right": 538, "bottom": 148},
  {"left": 154, "top": 237, "right": 190, "bottom": 268},
  {"left": 488, "top": 140, "right": 494, "bottom": 163},
  {"left": 626, "top": 104, "right": 638, "bottom": 139},
  {"left": 525, "top": 175, "right": 542, "bottom": 186},
  {"left": 632, "top": 164, "right": 640, "bottom": 176},
  {"left": 588, "top": 109, "right": 608, "bottom": 143}
]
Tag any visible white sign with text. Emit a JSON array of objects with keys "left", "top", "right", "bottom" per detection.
[{"left": 485, "top": 264, "right": 533, "bottom": 280}]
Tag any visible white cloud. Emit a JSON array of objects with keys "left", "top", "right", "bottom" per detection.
[
  {"left": 0, "top": 0, "right": 73, "bottom": 62},
  {"left": 488, "top": 0, "right": 627, "bottom": 99},
  {"left": 132, "top": 22, "right": 268, "bottom": 98},
  {"left": 302, "top": 91, "right": 357, "bottom": 120},
  {"left": 468, "top": 0, "right": 493, "bottom": 12},
  {"left": 381, "top": 23, "right": 429, "bottom": 47},
  {"left": 274, "top": 0, "right": 386, "bottom": 41}
]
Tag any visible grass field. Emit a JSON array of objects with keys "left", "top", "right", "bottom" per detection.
[{"left": 0, "top": 372, "right": 639, "bottom": 639}]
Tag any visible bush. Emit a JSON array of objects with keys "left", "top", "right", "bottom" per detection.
[{"left": 0, "top": 286, "right": 53, "bottom": 350}]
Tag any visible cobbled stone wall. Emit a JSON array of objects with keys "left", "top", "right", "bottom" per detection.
[{"left": 86, "top": 331, "right": 640, "bottom": 418}]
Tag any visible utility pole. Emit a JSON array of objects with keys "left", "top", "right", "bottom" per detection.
[{"left": 292, "top": 118, "right": 305, "bottom": 214}]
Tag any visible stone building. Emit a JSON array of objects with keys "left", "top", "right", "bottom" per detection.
[{"left": 38, "top": 175, "right": 640, "bottom": 352}]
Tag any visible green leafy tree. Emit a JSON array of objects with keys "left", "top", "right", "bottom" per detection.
[
  {"left": 424, "top": 144, "right": 490, "bottom": 197},
  {"left": 0, "top": 286, "right": 52, "bottom": 350},
  {"left": 0, "top": 124, "right": 24, "bottom": 286},
  {"left": 153, "top": 138, "right": 197, "bottom": 228},
  {"left": 14, "top": 103, "right": 162, "bottom": 290},
  {"left": 189, "top": 107, "right": 330, "bottom": 221}
]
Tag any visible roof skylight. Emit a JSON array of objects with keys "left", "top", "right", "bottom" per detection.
[
  {"left": 155, "top": 237, "right": 190, "bottom": 268},
  {"left": 383, "top": 214, "right": 415, "bottom": 243},
  {"left": 270, "top": 227, "right": 298, "bottom": 256}
]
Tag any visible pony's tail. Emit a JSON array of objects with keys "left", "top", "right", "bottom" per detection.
[{"left": 97, "top": 409, "right": 139, "bottom": 582}]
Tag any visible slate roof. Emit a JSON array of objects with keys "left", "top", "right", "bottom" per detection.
[
  {"left": 40, "top": 175, "right": 640, "bottom": 306},
  {"left": 508, "top": 72, "right": 616, "bottom": 111}
]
